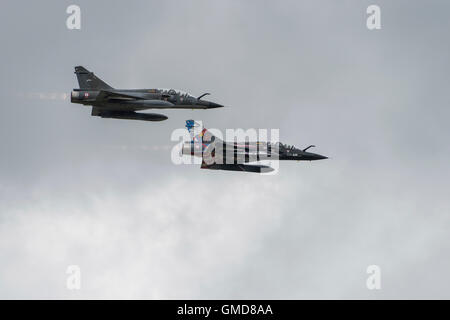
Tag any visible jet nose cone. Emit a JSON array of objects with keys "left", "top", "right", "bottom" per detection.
[
  {"left": 315, "top": 154, "right": 328, "bottom": 160},
  {"left": 312, "top": 153, "right": 328, "bottom": 160},
  {"left": 303, "top": 152, "right": 328, "bottom": 160},
  {"left": 198, "top": 99, "right": 224, "bottom": 109},
  {"left": 207, "top": 101, "right": 224, "bottom": 109}
]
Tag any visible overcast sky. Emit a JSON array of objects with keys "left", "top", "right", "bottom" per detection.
[{"left": 0, "top": 0, "right": 449, "bottom": 299}]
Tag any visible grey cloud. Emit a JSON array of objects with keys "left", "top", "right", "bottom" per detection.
[{"left": 0, "top": 0, "right": 449, "bottom": 298}]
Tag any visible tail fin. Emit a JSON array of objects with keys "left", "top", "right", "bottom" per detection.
[
  {"left": 185, "top": 120, "right": 218, "bottom": 144},
  {"left": 74, "top": 66, "right": 113, "bottom": 90}
]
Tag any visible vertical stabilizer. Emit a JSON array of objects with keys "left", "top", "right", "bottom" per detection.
[{"left": 74, "top": 66, "right": 113, "bottom": 90}]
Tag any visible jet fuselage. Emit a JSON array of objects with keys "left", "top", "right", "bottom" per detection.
[
  {"left": 71, "top": 88, "right": 223, "bottom": 111},
  {"left": 71, "top": 66, "right": 223, "bottom": 122}
]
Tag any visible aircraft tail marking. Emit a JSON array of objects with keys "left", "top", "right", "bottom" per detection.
[
  {"left": 74, "top": 66, "right": 113, "bottom": 90},
  {"left": 185, "top": 120, "right": 217, "bottom": 145}
]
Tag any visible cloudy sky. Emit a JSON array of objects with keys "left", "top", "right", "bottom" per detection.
[{"left": 0, "top": 0, "right": 449, "bottom": 299}]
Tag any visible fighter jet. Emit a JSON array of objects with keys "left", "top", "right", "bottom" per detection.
[
  {"left": 181, "top": 120, "right": 328, "bottom": 173},
  {"left": 70, "top": 66, "right": 224, "bottom": 122}
]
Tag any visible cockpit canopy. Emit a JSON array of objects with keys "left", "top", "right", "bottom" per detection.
[
  {"left": 158, "top": 88, "right": 194, "bottom": 98},
  {"left": 270, "top": 142, "right": 298, "bottom": 151}
]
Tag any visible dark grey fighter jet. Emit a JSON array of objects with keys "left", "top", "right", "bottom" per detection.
[
  {"left": 181, "top": 120, "right": 328, "bottom": 173},
  {"left": 71, "top": 66, "right": 223, "bottom": 121}
]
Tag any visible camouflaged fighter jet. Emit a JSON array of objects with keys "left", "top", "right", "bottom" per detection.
[
  {"left": 181, "top": 120, "right": 328, "bottom": 173},
  {"left": 70, "top": 66, "right": 224, "bottom": 122}
]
